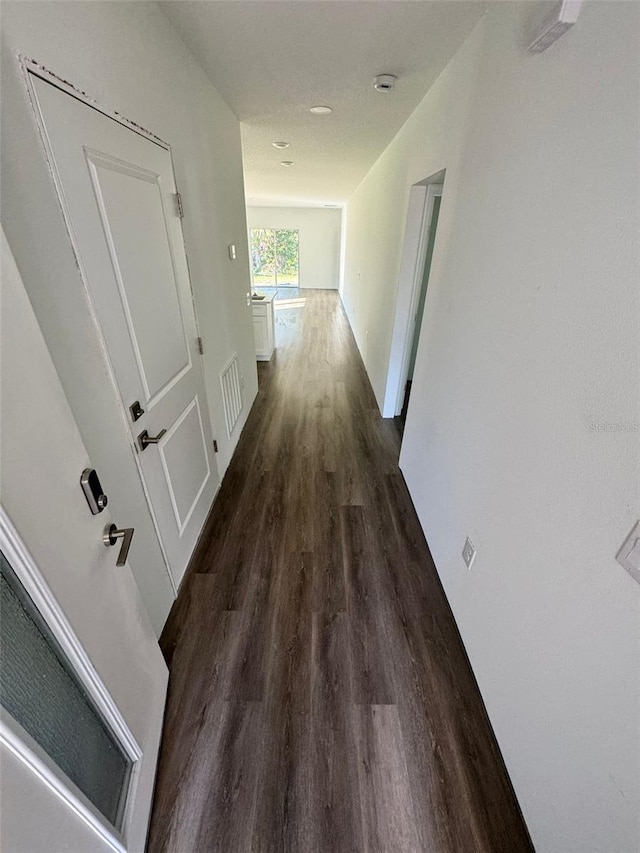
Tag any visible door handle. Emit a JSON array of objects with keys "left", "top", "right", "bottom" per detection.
[
  {"left": 137, "top": 428, "right": 167, "bottom": 451},
  {"left": 103, "top": 524, "right": 134, "bottom": 566}
]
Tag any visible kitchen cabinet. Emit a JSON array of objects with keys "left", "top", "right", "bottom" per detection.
[{"left": 252, "top": 293, "right": 275, "bottom": 361}]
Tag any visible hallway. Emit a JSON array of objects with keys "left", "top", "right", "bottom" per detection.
[{"left": 148, "top": 290, "right": 532, "bottom": 853}]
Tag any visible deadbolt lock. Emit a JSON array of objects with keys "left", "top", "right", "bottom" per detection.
[
  {"left": 129, "top": 400, "right": 145, "bottom": 422},
  {"left": 80, "top": 468, "right": 108, "bottom": 515}
]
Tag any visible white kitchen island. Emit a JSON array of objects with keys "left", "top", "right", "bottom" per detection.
[{"left": 251, "top": 292, "right": 275, "bottom": 361}]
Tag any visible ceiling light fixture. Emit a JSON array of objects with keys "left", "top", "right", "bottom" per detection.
[
  {"left": 309, "top": 105, "right": 333, "bottom": 115},
  {"left": 280, "top": 160, "right": 294, "bottom": 167},
  {"left": 272, "top": 141, "right": 290, "bottom": 149},
  {"left": 374, "top": 74, "right": 397, "bottom": 92}
]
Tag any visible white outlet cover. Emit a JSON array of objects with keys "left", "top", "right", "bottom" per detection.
[
  {"left": 462, "top": 537, "right": 476, "bottom": 570},
  {"left": 616, "top": 521, "right": 640, "bottom": 585}
]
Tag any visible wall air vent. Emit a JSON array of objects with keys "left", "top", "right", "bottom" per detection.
[{"left": 220, "top": 352, "right": 242, "bottom": 437}]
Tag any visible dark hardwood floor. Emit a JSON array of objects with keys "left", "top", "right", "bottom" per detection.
[{"left": 147, "top": 290, "right": 533, "bottom": 853}]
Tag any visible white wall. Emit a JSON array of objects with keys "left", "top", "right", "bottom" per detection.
[
  {"left": 1, "top": 1, "right": 258, "bottom": 632},
  {"left": 247, "top": 206, "right": 342, "bottom": 289},
  {"left": 343, "top": 4, "right": 640, "bottom": 852}
]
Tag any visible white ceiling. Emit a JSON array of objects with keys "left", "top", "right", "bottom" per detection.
[{"left": 160, "top": 1, "right": 486, "bottom": 207}]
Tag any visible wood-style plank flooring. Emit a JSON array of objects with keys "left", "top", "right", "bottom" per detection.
[{"left": 147, "top": 290, "right": 533, "bottom": 853}]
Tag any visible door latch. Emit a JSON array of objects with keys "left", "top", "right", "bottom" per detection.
[
  {"left": 137, "top": 428, "right": 167, "bottom": 451},
  {"left": 103, "top": 524, "right": 134, "bottom": 567}
]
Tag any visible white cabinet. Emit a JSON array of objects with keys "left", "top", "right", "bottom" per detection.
[{"left": 252, "top": 294, "right": 275, "bottom": 361}]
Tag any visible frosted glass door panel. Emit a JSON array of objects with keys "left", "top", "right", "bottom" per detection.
[{"left": 0, "top": 552, "right": 133, "bottom": 830}]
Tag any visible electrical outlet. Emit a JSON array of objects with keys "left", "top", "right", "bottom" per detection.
[{"left": 462, "top": 537, "right": 476, "bottom": 570}]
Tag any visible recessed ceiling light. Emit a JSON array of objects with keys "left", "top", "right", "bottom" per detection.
[
  {"left": 309, "top": 105, "right": 332, "bottom": 115},
  {"left": 280, "top": 160, "right": 294, "bottom": 167},
  {"left": 272, "top": 141, "right": 290, "bottom": 149}
]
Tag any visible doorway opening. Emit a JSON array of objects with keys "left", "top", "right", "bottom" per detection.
[
  {"left": 397, "top": 185, "right": 442, "bottom": 432},
  {"left": 382, "top": 170, "right": 445, "bottom": 424}
]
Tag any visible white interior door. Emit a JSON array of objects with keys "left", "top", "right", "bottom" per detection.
[
  {"left": 1, "top": 229, "right": 167, "bottom": 852},
  {"left": 28, "top": 68, "right": 219, "bottom": 588}
]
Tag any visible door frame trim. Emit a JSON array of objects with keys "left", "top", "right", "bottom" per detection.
[
  {"left": 0, "top": 505, "right": 142, "bottom": 853},
  {"left": 382, "top": 177, "right": 445, "bottom": 418},
  {"left": 394, "top": 182, "right": 443, "bottom": 417},
  {"left": 20, "top": 56, "right": 170, "bottom": 151},
  {"left": 19, "top": 56, "right": 181, "bottom": 596}
]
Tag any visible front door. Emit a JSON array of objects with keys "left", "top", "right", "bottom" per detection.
[
  {"left": 28, "top": 67, "right": 219, "bottom": 588},
  {"left": 1, "top": 229, "right": 167, "bottom": 851}
]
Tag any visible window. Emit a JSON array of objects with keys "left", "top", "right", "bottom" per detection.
[
  {"left": 250, "top": 228, "right": 299, "bottom": 287},
  {"left": 0, "top": 551, "right": 133, "bottom": 831}
]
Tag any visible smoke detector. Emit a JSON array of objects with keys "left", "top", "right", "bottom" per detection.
[{"left": 374, "top": 74, "right": 397, "bottom": 93}]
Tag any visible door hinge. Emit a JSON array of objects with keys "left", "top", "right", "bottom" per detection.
[
  {"left": 197, "top": 336, "right": 204, "bottom": 355},
  {"left": 174, "top": 192, "right": 184, "bottom": 218},
  {"left": 213, "top": 439, "right": 218, "bottom": 453}
]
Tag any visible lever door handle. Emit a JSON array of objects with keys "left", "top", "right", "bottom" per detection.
[
  {"left": 103, "top": 524, "right": 134, "bottom": 566},
  {"left": 137, "top": 428, "right": 167, "bottom": 451}
]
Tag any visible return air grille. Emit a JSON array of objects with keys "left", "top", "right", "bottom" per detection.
[{"left": 220, "top": 352, "right": 242, "bottom": 437}]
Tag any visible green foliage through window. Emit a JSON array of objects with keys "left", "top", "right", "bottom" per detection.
[{"left": 250, "top": 229, "right": 299, "bottom": 286}]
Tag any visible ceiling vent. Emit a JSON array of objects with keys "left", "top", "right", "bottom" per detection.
[
  {"left": 528, "top": 0, "right": 582, "bottom": 53},
  {"left": 374, "top": 74, "right": 397, "bottom": 93}
]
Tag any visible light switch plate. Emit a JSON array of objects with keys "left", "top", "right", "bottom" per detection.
[
  {"left": 228, "top": 244, "right": 237, "bottom": 260},
  {"left": 462, "top": 537, "right": 476, "bottom": 570},
  {"left": 616, "top": 520, "right": 640, "bottom": 585}
]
